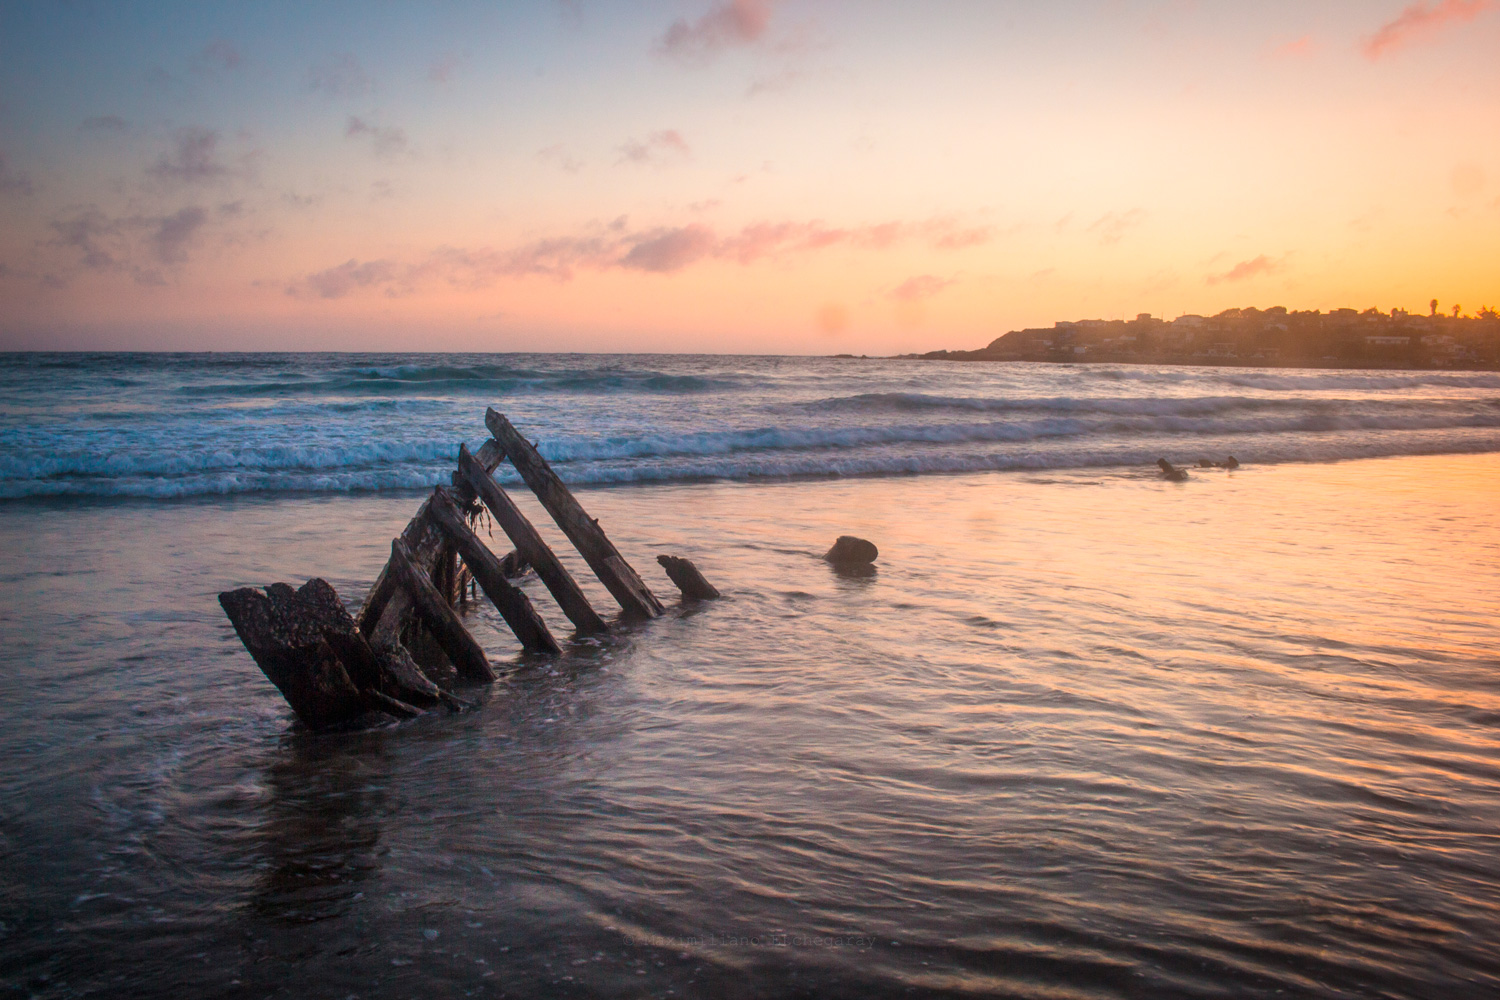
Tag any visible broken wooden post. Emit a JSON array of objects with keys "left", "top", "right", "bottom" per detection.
[
  {"left": 388, "top": 536, "right": 495, "bottom": 683},
  {"left": 657, "top": 555, "right": 720, "bottom": 601},
  {"left": 219, "top": 578, "right": 423, "bottom": 729},
  {"left": 426, "top": 487, "right": 561, "bottom": 655},
  {"left": 485, "top": 408, "right": 664, "bottom": 618},
  {"left": 458, "top": 443, "right": 608, "bottom": 634}
]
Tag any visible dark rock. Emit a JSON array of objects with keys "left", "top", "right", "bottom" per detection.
[
  {"left": 824, "top": 536, "right": 878, "bottom": 565},
  {"left": 1226, "top": 455, "right": 1240, "bottom": 469}
]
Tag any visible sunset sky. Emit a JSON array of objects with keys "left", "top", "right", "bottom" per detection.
[{"left": 1, "top": 0, "right": 1496, "bottom": 353}]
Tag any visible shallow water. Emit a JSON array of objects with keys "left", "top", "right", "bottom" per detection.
[{"left": 2, "top": 452, "right": 1498, "bottom": 999}]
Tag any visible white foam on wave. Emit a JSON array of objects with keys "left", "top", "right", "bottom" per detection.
[
  {"left": 5, "top": 427, "right": 1499, "bottom": 499},
  {"left": 0, "top": 439, "right": 464, "bottom": 482},
  {"left": 3, "top": 353, "right": 1498, "bottom": 500}
]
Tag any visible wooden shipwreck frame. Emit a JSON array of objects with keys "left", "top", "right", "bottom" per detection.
[{"left": 220, "top": 408, "right": 719, "bottom": 730}]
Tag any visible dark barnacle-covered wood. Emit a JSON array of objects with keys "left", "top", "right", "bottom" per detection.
[
  {"left": 368, "top": 634, "right": 444, "bottom": 708},
  {"left": 219, "top": 578, "right": 422, "bottom": 730},
  {"left": 459, "top": 443, "right": 607, "bottom": 634},
  {"left": 426, "top": 487, "right": 561, "bottom": 655},
  {"left": 485, "top": 408, "right": 663, "bottom": 618},
  {"left": 387, "top": 536, "right": 496, "bottom": 683},
  {"left": 656, "top": 555, "right": 721, "bottom": 601}
]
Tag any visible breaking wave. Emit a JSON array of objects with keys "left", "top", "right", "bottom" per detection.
[{"left": 2, "top": 352, "right": 1497, "bottom": 499}]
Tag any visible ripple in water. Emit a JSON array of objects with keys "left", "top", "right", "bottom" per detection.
[{"left": 0, "top": 441, "right": 1497, "bottom": 997}]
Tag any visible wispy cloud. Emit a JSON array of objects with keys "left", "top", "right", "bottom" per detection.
[
  {"left": 148, "top": 206, "right": 207, "bottom": 264},
  {"left": 48, "top": 204, "right": 215, "bottom": 281},
  {"left": 890, "top": 275, "right": 954, "bottom": 301},
  {"left": 657, "top": 0, "right": 774, "bottom": 61},
  {"left": 0, "top": 152, "right": 34, "bottom": 197},
  {"left": 307, "top": 54, "right": 370, "bottom": 97},
  {"left": 537, "top": 144, "right": 584, "bottom": 173},
  {"left": 620, "top": 225, "right": 718, "bottom": 272},
  {"left": 1271, "top": 35, "right": 1316, "bottom": 58},
  {"left": 146, "top": 127, "right": 229, "bottom": 185},
  {"left": 346, "top": 117, "right": 409, "bottom": 159},
  {"left": 1208, "top": 254, "right": 1283, "bottom": 284},
  {"left": 1363, "top": 0, "right": 1494, "bottom": 59},
  {"left": 428, "top": 51, "right": 466, "bottom": 83},
  {"left": 286, "top": 215, "right": 993, "bottom": 298},
  {"left": 617, "top": 130, "right": 691, "bottom": 166},
  {"left": 199, "top": 39, "right": 241, "bottom": 72},
  {"left": 51, "top": 209, "right": 120, "bottom": 269},
  {"left": 1087, "top": 209, "right": 1146, "bottom": 246},
  {"left": 299, "top": 259, "right": 401, "bottom": 299}
]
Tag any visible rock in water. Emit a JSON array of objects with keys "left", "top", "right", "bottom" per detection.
[{"left": 824, "top": 536, "right": 878, "bottom": 565}]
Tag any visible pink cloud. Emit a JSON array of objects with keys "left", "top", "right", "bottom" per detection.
[
  {"left": 297, "top": 259, "right": 400, "bottom": 298},
  {"left": 620, "top": 225, "right": 718, "bottom": 272},
  {"left": 890, "top": 275, "right": 953, "bottom": 301},
  {"left": 617, "top": 129, "right": 691, "bottom": 166},
  {"left": 285, "top": 215, "right": 993, "bottom": 296},
  {"left": 1207, "top": 255, "right": 1283, "bottom": 285},
  {"left": 1086, "top": 209, "right": 1146, "bottom": 246},
  {"left": 657, "top": 0, "right": 774, "bottom": 60},
  {"left": 1272, "top": 35, "right": 1316, "bottom": 58},
  {"left": 1363, "top": 0, "right": 1494, "bottom": 59}
]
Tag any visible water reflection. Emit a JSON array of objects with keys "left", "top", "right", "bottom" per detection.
[{"left": 250, "top": 731, "right": 391, "bottom": 925}]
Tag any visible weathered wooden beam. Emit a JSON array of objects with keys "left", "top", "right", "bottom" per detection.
[
  {"left": 656, "top": 555, "right": 721, "bottom": 601},
  {"left": 387, "top": 536, "right": 495, "bottom": 683},
  {"left": 458, "top": 443, "right": 608, "bottom": 635},
  {"left": 358, "top": 438, "right": 506, "bottom": 633},
  {"left": 485, "top": 409, "right": 663, "bottom": 618},
  {"left": 427, "top": 488, "right": 561, "bottom": 655}
]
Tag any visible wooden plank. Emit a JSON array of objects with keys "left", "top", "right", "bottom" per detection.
[
  {"left": 358, "top": 439, "right": 506, "bottom": 633},
  {"left": 458, "top": 443, "right": 608, "bottom": 634},
  {"left": 387, "top": 536, "right": 495, "bottom": 683},
  {"left": 485, "top": 408, "right": 663, "bottom": 618},
  {"left": 427, "top": 488, "right": 561, "bottom": 655}
]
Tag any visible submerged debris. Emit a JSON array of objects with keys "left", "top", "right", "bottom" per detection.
[
  {"left": 1157, "top": 458, "right": 1190, "bottom": 481},
  {"left": 220, "top": 411, "right": 720, "bottom": 730}
]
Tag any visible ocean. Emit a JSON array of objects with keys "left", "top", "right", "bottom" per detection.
[
  {"left": 1, "top": 353, "right": 1498, "bottom": 999},
  {"left": 4, "top": 353, "right": 1500, "bottom": 499}
]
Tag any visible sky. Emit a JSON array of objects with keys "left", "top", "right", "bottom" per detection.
[{"left": 0, "top": 0, "right": 1497, "bottom": 354}]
